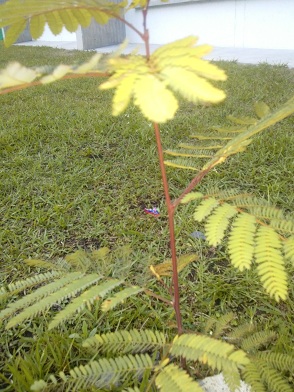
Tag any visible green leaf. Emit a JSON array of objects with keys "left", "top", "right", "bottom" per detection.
[
  {"left": 6, "top": 273, "right": 101, "bottom": 329},
  {"left": 227, "top": 115, "right": 257, "bottom": 125},
  {"left": 254, "top": 101, "right": 270, "bottom": 118},
  {"left": 284, "top": 236, "right": 294, "bottom": 263},
  {"left": 48, "top": 279, "right": 123, "bottom": 330},
  {"left": 45, "top": 11, "right": 63, "bottom": 35},
  {"left": 30, "top": 14, "right": 46, "bottom": 39},
  {"left": 58, "top": 9, "right": 79, "bottom": 32},
  {"left": 4, "top": 19, "right": 26, "bottom": 47}
]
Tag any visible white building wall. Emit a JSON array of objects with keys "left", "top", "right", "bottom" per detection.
[
  {"left": 125, "top": 0, "right": 294, "bottom": 50},
  {"left": 39, "top": 24, "right": 76, "bottom": 42}
]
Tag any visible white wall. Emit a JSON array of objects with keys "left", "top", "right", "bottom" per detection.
[
  {"left": 38, "top": 24, "right": 76, "bottom": 41},
  {"left": 125, "top": 0, "right": 294, "bottom": 50}
]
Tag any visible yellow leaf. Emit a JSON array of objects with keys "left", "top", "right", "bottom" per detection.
[
  {"left": 133, "top": 75, "right": 178, "bottom": 123},
  {"left": 150, "top": 265, "right": 161, "bottom": 280},
  {"left": 30, "top": 15, "right": 46, "bottom": 40},
  {"left": 40, "top": 65, "right": 72, "bottom": 84},
  {"left": 112, "top": 74, "right": 137, "bottom": 116},
  {"left": 164, "top": 160, "right": 198, "bottom": 171},
  {"left": 0, "top": 62, "right": 38, "bottom": 89},
  {"left": 155, "top": 51, "right": 226, "bottom": 81},
  {"left": 151, "top": 254, "right": 198, "bottom": 277},
  {"left": 152, "top": 36, "right": 199, "bottom": 59},
  {"left": 162, "top": 66, "right": 226, "bottom": 104}
]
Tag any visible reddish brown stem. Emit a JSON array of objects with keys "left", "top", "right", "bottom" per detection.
[
  {"left": 173, "top": 166, "right": 213, "bottom": 208},
  {"left": 153, "top": 122, "right": 183, "bottom": 335}
]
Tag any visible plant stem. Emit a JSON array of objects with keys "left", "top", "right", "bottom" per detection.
[
  {"left": 142, "top": 0, "right": 151, "bottom": 59},
  {"left": 173, "top": 166, "right": 212, "bottom": 208},
  {"left": 153, "top": 122, "right": 183, "bottom": 335}
]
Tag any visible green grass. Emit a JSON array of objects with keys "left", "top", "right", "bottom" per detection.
[{"left": 0, "top": 44, "right": 294, "bottom": 390}]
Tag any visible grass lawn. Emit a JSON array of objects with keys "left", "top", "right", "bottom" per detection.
[{"left": 0, "top": 44, "right": 294, "bottom": 390}]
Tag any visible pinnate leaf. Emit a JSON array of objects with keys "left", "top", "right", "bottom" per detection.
[
  {"left": 162, "top": 66, "right": 226, "bottom": 103},
  {"left": 134, "top": 75, "right": 178, "bottom": 123}
]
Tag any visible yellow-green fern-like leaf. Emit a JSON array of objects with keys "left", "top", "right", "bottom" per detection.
[
  {"left": 83, "top": 329, "right": 166, "bottom": 355},
  {"left": 270, "top": 218, "right": 294, "bottom": 235},
  {"left": 248, "top": 205, "right": 284, "bottom": 221},
  {"left": 180, "top": 192, "right": 203, "bottom": 204},
  {"left": 193, "top": 197, "right": 219, "bottom": 222},
  {"left": 255, "top": 226, "right": 288, "bottom": 301},
  {"left": 171, "top": 334, "right": 249, "bottom": 378},
  {"left": 257, "top": 352, "right": 294, "bottom": 373},
  {"left": 283, "top": 236, "right": 294, "bottom": 263},
  {"left": 204, "top": 203, "right": 238, "bottom": 246},
  {"left": 6, "top": 273, "right": 101, "bottom": 329},
  {"left": 48, "top": 279, "right": 123, "bottom": 330},
  {"left": 101, "top": 286, "right": 143, "bottom": 312},
  {"left": 258, "top": 360, "right": 293, "bottom": 392},
  {"left": 228, "top": 213, "right": 257, "bottom": 271},
  {"left": 164, "top": 158, "right": 199, "bottom": 171},
  {"left": 242, "top": 362, "right": 267, "bottom": 392},
  {"left": 241, "top": 330, "right": 277, "bottom": 353},
  {"left": 0, "top": 271, "right": 81, "bottom": 321},
  {"left": 32, "top": 353, "right": 154, "bottom": 391},
  {"left": 190, "top": 133, "right": 232, "bottom": 140},
  {"left": 155, "top": 363, "right": 203, "bottom": 392},
  {"left": 0, "top": 0, "right": 126, "bottom": 46},
  {"left": 164, "top": 149, "right": 213, "bottom": 158}
]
